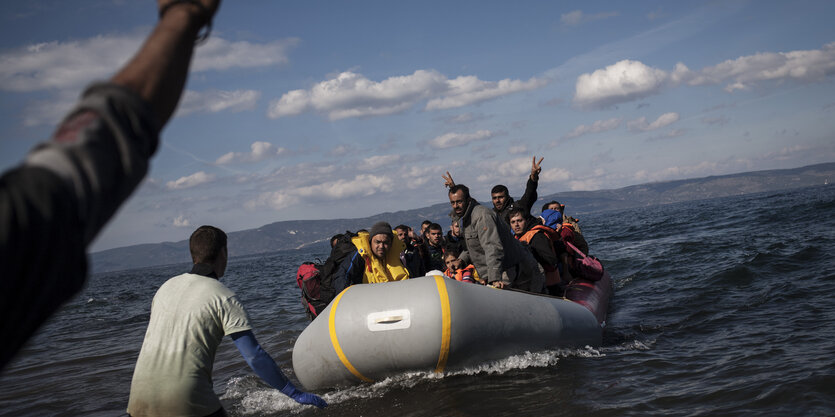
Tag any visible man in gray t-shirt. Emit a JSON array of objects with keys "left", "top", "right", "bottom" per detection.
[{"left": 128, "top": 226, "right": 326, "bottom": 416}]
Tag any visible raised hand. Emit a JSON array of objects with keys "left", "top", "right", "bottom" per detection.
[
  {"left": 531, "top": 156, "right": 544, "bottom": 181},
  {"left": 442, "top": 171, "right": 456, "bottom": 188},
  {"left": 290, "top": 390, "right": 328, "bottom": 408}
]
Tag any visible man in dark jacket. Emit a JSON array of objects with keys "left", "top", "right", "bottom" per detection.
[
  {"left": 421, "top": 222, "right": 446, "bottom": 272},
  {"left": 395, "top": 224, "right": 425, "bottom": 277},
  {"left": 508, "top": 208, "right": 570, "bottom": 296},
  {"left": 447, "top": 184, "right": 544, "bottom": 292},
  {"left": 491, "top": 156, "right": 544, "bottom": 222}
]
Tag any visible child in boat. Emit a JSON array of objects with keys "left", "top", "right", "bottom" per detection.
[{"left": 443, "top": 246, "right": 481, "bottom": 284}]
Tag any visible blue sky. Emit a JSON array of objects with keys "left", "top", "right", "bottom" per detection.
[{"left": 1, "top": 0, "right": 834, "bottom": 251}]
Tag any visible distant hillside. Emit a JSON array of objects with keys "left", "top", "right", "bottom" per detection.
[{"left": 91, "top": 162, "right": 834, "bottom": 273}]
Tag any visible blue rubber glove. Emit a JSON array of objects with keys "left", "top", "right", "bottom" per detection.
[
  {"left": 280, "top": 381, "right": 328, "bottom": 408},
  {"left": 232, "top": 330, "right": 327, "bottom": 408}
]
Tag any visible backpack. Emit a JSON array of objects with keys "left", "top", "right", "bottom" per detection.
[
  {"left": 296, "top": 262, "right": 324, "bottom": 319},
  {"left": 564, "top": 240, "right": 604, "bottom": 282},
  {"left": 295, "top": 231, "right": 358, "bottom": 320}
]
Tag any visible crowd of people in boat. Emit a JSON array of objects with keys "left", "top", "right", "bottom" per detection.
[
  {"left": 0, "top": 1, "right": 601, "bottom": 415},
  {"left": 299, "top": 156, "right": 596, "bottom": 319}
]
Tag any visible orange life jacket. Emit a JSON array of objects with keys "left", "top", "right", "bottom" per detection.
[
  {"left": 444, "top": 264, "right": 480, "bottom": 283},
  {"left": 517, "top": 225, "right": 561, "bottom": 286}
]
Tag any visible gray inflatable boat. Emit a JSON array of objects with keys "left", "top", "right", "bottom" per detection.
[{"left": 292, "top": 274, "right": 612, "bottom": 390}]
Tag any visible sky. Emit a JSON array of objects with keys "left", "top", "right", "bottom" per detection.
[{"left": 1, "top": 0, "right": 834, "bottom": 252}]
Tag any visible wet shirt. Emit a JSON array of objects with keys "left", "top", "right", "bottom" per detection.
[{"left": 127, "top": 266, "right": 251, "bottom": 417}]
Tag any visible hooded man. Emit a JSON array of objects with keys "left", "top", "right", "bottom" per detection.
[
  {"left": 447, "top": 184, "right": 544, "bottom": 292},
  {"left": 333, "top": 222, "right": 410, "bottom": 292}
]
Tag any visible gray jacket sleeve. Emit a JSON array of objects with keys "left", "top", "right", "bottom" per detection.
[{"left": 472, "top": 207, "right": 506, "bottom": 283}]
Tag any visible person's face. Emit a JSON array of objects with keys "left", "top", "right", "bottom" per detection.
[
  {"left": 450, "top": 221, "right": 460, "bottom": 236},
  {"left": 420, "top": 223, "right": 430, "bottom": 236},
  {"left": 395, "top": 228, "right": 408, "bottom": 243},
  {"left": 546, "top": 203, "right": 560, "bottom": 212},
  {"left": 428, "top": 228, "right": 443, "bottom": 246},
  {"left": 492, "top": 191, "right": 509, "bottom": 211},
  {"left": 449, "top": 190, "right": 467, "bottom": 216},
  {"left": 370, "top": 234, "right": 392, "bottom": 260},
  {"left": 509, "top": 214, "right": 526, "bottom": 235},
  {"left": 444, "top": 254, "right": 463, "bottom": 272}
]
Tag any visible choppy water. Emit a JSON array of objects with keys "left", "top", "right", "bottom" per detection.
[{"left": 1, "top": 185, "right": 834, "bottom": 416}]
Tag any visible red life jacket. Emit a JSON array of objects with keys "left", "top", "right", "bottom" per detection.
[{"left": 517, "top": 225, "right": 561, "bottom": 286}]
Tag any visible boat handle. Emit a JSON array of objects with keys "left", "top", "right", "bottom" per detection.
[{"left": 375, "top": 315, "right": 403, "bottom": 324}]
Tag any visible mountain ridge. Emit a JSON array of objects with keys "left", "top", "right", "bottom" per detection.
[{"left": 91, "top": 162, "right": 834, "bottom": 273}]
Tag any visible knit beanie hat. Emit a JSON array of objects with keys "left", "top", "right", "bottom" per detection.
[{"left": 369, "top": 221, "right": 393, "bottom": 238}]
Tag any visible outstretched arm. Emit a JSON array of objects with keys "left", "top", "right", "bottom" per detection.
[
  {"left": 112, "top": 0, "right": 220, "bottom": 125},
  {"left": 517, "top": 156, "right": 543, "bottom": 215},
  {"left": 0, "top": 1, "right": 222, "bottom": 372},
  {"left": 231, "top": 330, "right": 327, "bottom": 408}
]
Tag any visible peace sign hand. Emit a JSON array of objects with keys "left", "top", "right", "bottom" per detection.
[
  {"left": 443, "top": 171, "right": 455, "bottom": 188},
  {"left": 531, "top": 156, "right": 544, "bottom": 181}
]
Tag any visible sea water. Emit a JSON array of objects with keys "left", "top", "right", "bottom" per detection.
[{"left": 1, "top": 185, "right": 834, "bottom": 416}]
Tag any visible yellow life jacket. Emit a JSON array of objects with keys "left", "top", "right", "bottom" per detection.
[{"left": 351, "top": 232, "right": 410, "bottom": 284}]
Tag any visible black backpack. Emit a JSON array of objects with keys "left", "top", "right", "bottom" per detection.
[{"left": 295, "top": 231, "right": 357, "bottom": 319}]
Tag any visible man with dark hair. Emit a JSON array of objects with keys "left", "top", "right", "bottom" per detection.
[
  {"left": 491, "top": 156, "right": 544, "bottom": 222},
  {"left": 128, "top": 226, "right": 325, "bottom": 415},
  {"left": 421, "top": 222, "right": 446, "bottom": 272},
  {"left": 394, "top": 224, "right": 425, "bottom": 277},
  {"left": 509, "top": 208, "right": 571, "bottom": 296},
  {"left": 445, "top": 219, "right": 465, "bottom": 254},
  {"left": 447, "top": 184, "right": 544, "bottom": 292},
  {"left": 418, "top": 219, "right": 432, "bottom": 242},
  {"left": 334, "top": 222, "right": 410, "bottom": 291}
]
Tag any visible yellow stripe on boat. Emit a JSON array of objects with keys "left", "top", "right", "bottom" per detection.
[
  {"left": 328, "top": 288, "right": 373, "bottom": 382},
  {"left": 433, "top": 275, "right": 452, "bottom": 373}
]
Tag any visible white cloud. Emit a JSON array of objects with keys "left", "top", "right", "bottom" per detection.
[
  {"left": 177, "top": 89, "right": 260, "bottom": 116},
  {"left": 678, "top": 42, "right": 835, "bottom": 91},
  {"left": 166, "top": 171, "right": 215, "bottom": 190},
  {"left": 574, "top": 60, "right": 669, "bottom": 108},
  {"left": 493, "top": 157, "right": 532, "bottom": 178},
  {"left": 173, "top": 215, "right": 191, "bottom": 227},
  {"left": 216, "top": 141, "right": 287, "bottom": 164},
  {"left": 191, "top": 37, "right": 299, "bottom": 72},
  {"left": 508, "top": 145, "right": 528, "bottom": 155},
  {"left": 627, "top": 112, "right": 680, "bottom": 132},
  {"left": 0, "top": 34, "right": 297, "bottom": 93},
  {"left": 0, "top": 35, "right": 142, "bottom": 92},
  {"left": 573, "top": 43, "right": 835, "bottom": 108},
  {"left": 361, "top": 154, "right": 401, "bottom": 168},
  {"left": 268, "top": 70, "right": 546, "bottom": 120},
  {"left": 424, "top": 76, "right": 547, "bottom": 110},
  {"left": 560, "top": 10, "right": 619, "bottom": 27},
  {"left": 246, "top": 174, "right": 394, "bottom": 210},
  {"left": 428, "top": 130, "right": 496, "bottom": 149},
  {"left": 563, "top": 118, "right": 622, "bottom": 139},
  {"left": 539, "top": 167, "right": 572, "bottom": 183}
]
